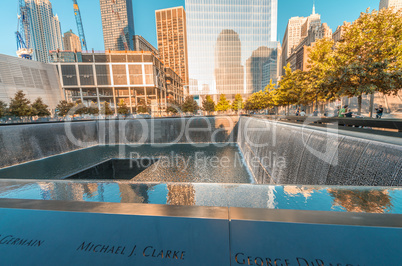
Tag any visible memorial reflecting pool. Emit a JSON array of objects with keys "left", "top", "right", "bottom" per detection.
[
  {"left": 0, "top": 144, "right": 252, "bottom": 183},
  {"left": 0, "top": 181, "right": 401, "bottom": 213}
]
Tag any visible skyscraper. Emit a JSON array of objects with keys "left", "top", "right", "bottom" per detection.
[
  {"left": 156, "top": 7, "right": 189, "bottom": 85},
  {"left": 281, "top": 6, "right": 320, "bottom": 75},
  {"left": 25, "top": 0, "right": 63, "bottom": 63},
  {"left": 185, "top": 0, "right": 278, "bottom": 98},
  {"left": 99, "top": 0, "right": 135, "bottom": 51},
  {"left": 63, "top": 30, "right": 81, "bottom": 52},
  {"left": 379, "top": 0, "right": 402, "bottom": 10},
  {"left": 215, "top": 30, "right": 244, "bottom": 95}
]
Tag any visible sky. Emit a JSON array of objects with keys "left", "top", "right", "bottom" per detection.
[{"left": 0, "top": 0, "right": 380, "bottom": 57}]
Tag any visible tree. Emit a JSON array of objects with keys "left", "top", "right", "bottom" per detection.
[
  {"left": 8, "top": 90, "right": 32, "bottom": 117},
  {"left": 167, "top": 100, "right": 181, "bottom": 114},
  {"left": 100, "top": 101, "right": 114, "bottom": 115},
  {"left": 231, "top": 94, "right": 244, "bottom": 112},
  {"left": 117, "top": 99, "right": 130, "bottom": 115},
  {"left": 56, "top": 100, "right": 75, "bottom": 116},
  {"left": 136, "top": 99, "right": 150, "bottom": 114},
  {"left": 202, "top": 95, "right": 216, "bottom": 114},
  {"left": 181, "top": 96, "right": 199, "bottom": 114},
  {"left": 87, "top": 102, "right": 99, "bottom": 115},
  {"left": 74, "top": 100, "right": 88, "bottom": 116},
  {"left": 31, "top": 98, "right": 51, "bottom": 117},
  {"left": 275, "top": 65, "right": 311, "bottom": 112},
  {"left": 331, "top": 8, "right": 402, "bottom": 115},
  {"left": 216, "top": 94, "right": 231, "bottom": 112},
  {"left": 0, "top": 101, "right": 7, "bottom": 118},
  {"left": 244, "top": 80, "right": 276, "bottom": 111},
  {"left": 306, "top": 38, "right": 338, "bottom": 108}
]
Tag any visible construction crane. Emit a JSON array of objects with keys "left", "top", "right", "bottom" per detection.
[
  {"left": 16, "top": 0, "right": 33, "bottom": 59},
  {"left": 73, "top": 0, "right": 88, "bottom": 51},
  {"left": 111, "top": 0, "right": 129, "bottom": 50}
]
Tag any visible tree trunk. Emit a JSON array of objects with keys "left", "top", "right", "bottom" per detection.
[
  {"left": 315, "top": 96, "right": 318, "bottom": 111},
  {"left": 357, "top": 95, "right": 362, "bottom": 116},
  {"left": 368, "top": 93, "right": 374, "bottom": 118}
]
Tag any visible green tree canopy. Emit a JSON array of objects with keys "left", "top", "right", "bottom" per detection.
[
  {"left": 31, "top": 98, "right": 51, "bottom": 117},
  {"left": 307, "top": 38, "right": 338, "bottom": 104},
  {"left": 202, "top": 95, "right": 216, "bottom": 114},
  {"left": 0, "top": 101, "right": 7, "bottom": 118},
  {"left": 331, "top": 7, "right": 402, "bottom": 114},
  {"left": 87, "top": 102, "right": 99, "bottom": 115},
  {"left": 181, "top": 96, "right": 199, "bottom": 114},
  {"left": 136, "top": 99, "right": 150, "bottom": 114},
  {"left": 216, "top": 94, "right": 231, "bottom": 112},
  {"left": 56, "top": 100, "right": 75, "bottom": 116},
  {"left": 8, "top": 90, "right": 32, "bottom": 117},
  {"left": 167, "top": 100, "right": 181, "bottom": 114},
  {"left": 74, "top": 100, "right": 88, "bottom": 115},
  {"left": 117, "top": 100, "right": 130, "bottom": 115},
  {"left": 100, "top": 101, "right": 114, "bottom": 115},
  {"left": 231, "top": 94, "right": 244, "bottom": 111}
]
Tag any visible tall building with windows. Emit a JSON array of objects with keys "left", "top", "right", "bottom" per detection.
[
  {"left": 63, "top": 30, "right": 81, "bottom": 52},
  {"left": 379, "top": 0, "right": 402, "bottom": 10},
  {"left": 156, "top": 7, "right": 189, "bottom": 85},
  {"left": 99, "top": 0, "right": 135, "bottom": 51},
  {"left": 281, "top": 6, "right": 320, "bottom": 75},
  {"left": 24, "top": 0, "right": 63, "bottom": 63},
  {"left": 185, "top": 0, "right": 278, "bottom": 99}
]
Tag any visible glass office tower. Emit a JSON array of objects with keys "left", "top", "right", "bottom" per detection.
[{"left": 186, "top": 0, "right": 278, "bottom": 99}]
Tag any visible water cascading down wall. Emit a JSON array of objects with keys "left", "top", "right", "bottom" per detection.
[{"left": 0, "top": 116, "right": 401, "bottom": 186}]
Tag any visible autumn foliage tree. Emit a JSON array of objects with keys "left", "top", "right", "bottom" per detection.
[
  {"left": 216, "top": 94, "right": 231, "bottom": 112},
  {"left": 202, "top": 95, "right": 216, "bottom": 114}
]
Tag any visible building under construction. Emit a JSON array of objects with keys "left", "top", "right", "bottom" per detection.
[{"left": 49, "top": 50, "right": 184, "bottom": 114}]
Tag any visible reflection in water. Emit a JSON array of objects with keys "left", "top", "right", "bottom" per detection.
[
  {"left": 167, "top": 184, "right": 195, "bottom": 206},
  {"left": 284, "top": 186, "right": 316, "bottom": 199},
  {"left": 246, "top": 46, "right": 277, "bottom": 93},
  {"left": 1, "top": 181, "right": 402, "bottom": 214},
  {"left": 215, "top": 29, "right": 244, "bottom": 96},
  {"left": 329, "top": 189, "right": 393, "bottom": 213},
  {"left": 119, "top": 183, "right": 151, "bottom": 204}
]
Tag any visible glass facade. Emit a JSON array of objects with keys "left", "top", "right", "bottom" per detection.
[
  {"left": 186, "top": 0, "right": 279, "bottom": 98},
  {"left": 100, "top": 0, "right": 135, "bottom": 51}
]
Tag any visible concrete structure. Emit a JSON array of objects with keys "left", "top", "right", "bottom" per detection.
[
  {"left": 379, "top": 0, "right": 402, "bottom": 10},
  {"left": 100, "top": 0, "right": 135, "bottom": 51},
  {"left": 49, "top": 51, "right": 184, "bottom": 113},
  {"left": 332, "top": 21, "right": 351, "bottom": 43},
  {"left": 63, "top": 30, "right": 81, "bottom": 52},
  {"left": 186, "top": 0, "right": 279, "bottom": 97},
  {"left": 281, "top": 5, "right": 320, "bottom": 75},
  {"left": 133, "top": 35, "right": 159, "bottom": 57},
  {"left": 155, "top": 7, "right": 189, "bottom": 85},
  {"left": 25, "top": 0, "right": 64, "bottom": 63},
  {"left": 0, "top": 53, "right": 62, "bottom": 110}
]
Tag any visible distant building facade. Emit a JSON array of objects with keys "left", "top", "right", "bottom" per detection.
[
  {"left": 246, "top": 47, "right": 277, "bottom": 93},
  {"left": 185, "top": 0, "right": 279, "bottom": 99},
  {"left": 379, "top": 0, "right": 402, "bottom": 10},
  {"left": 285, "top": 8, "right": 332, "bottom": 72},
  {"left": 50, "top": 51, "right": 184, "bottom": 113},
  {"left": 214, "top": 30, "right": 244, "bottom": 96},
  {"left": 281, "top": 6, "right": 320, "bottom": 75},
  {"left": 63, "top": 30, "right": 81, "bottom": 52},
  {"left": 332, "top": 21, "right": 351, "bottom": 43},
  {"left": 155, "top": 7, "right": 189, "bottom": 85},
  {"left": 133, "top": 35, "right": 159, "bottom": 57},
  {"left": 99, "top": 0, "right": 135, "bottom": 51},
  {"left": 0, "top": 54, "right": 62, "bottom": 110},
  {"left": 24, "top": 0, "right": 63, "bottom": 63}
]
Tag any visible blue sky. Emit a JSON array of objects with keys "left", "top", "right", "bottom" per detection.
[{"left": 0, "top": 0, "right": 380, "bottom": 57}]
